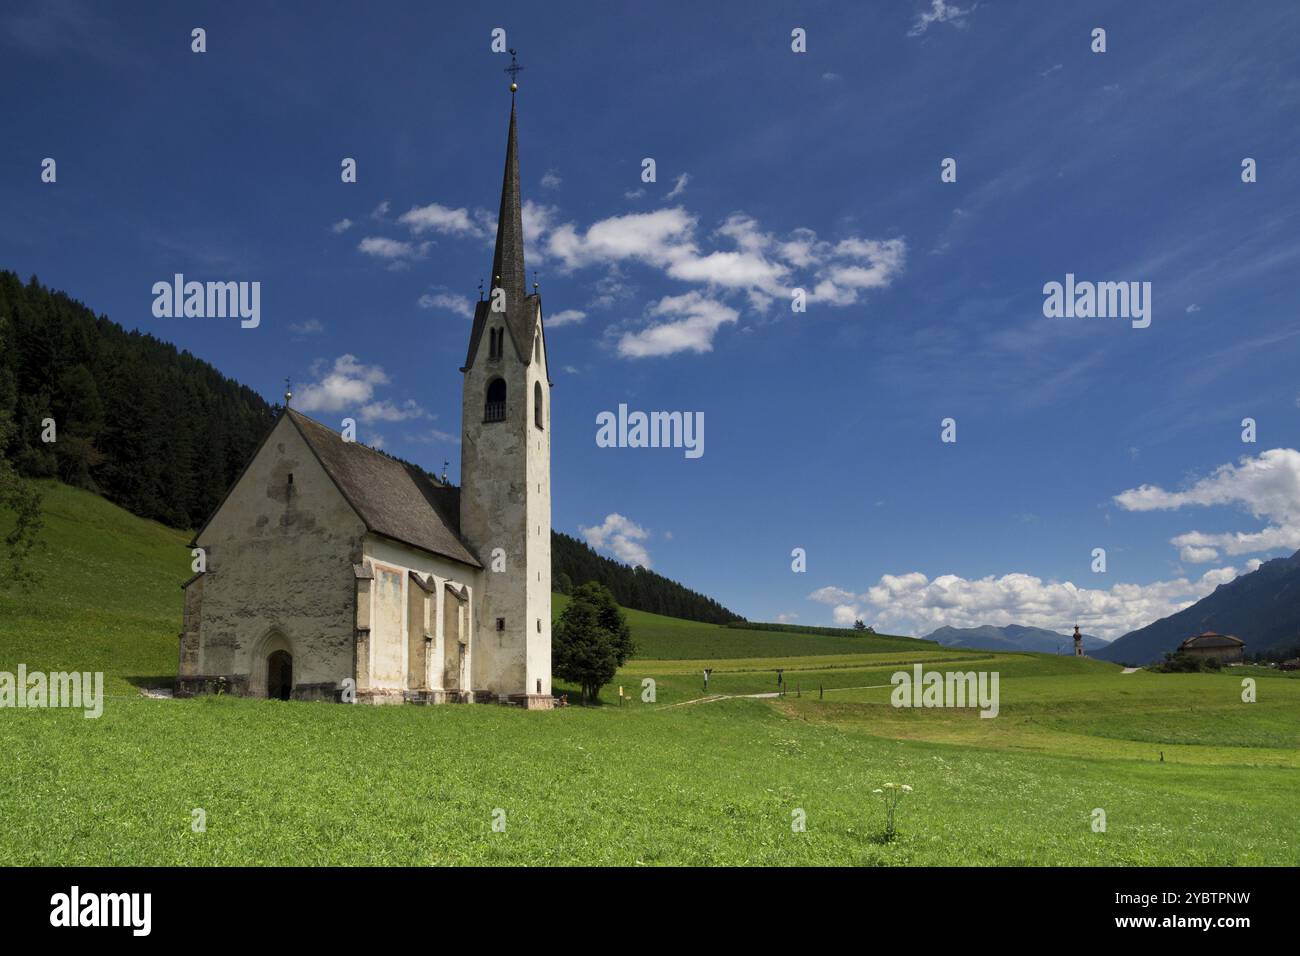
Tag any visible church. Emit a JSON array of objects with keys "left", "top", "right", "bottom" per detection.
[{"left": 176, "top": 88, "right": 554, "bottom": 708}]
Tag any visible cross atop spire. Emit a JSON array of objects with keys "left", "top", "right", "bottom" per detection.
[{"left": 504, "top": 49, "right": 523, "bottom": 91}]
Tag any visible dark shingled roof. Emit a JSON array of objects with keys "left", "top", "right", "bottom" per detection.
[
  {"left": 1179, "top": 631, "right": 1245, "bottom": 649},
  {"left": 287, "top": 409, "right": 480, "bottom": 568}
]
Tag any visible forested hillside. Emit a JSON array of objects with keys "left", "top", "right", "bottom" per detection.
[
  {"left": 0, "top": 272, "right": 273, "bottom": 528},
  {"left": 0, "top": 272, "right": 742, "bottom": 623},
  {"left": 552, "top": 531, "right": 742, "bottom": 624}
]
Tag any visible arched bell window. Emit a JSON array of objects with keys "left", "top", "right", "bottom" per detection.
[
  {"left": 488, "top": 327, "right": 504, "bottom": 360},
  {"left": 534, "top": 381, "right": 544, "bottom": 430},
  {"left": 485, "top": 378, "right": 506, "bottom": 423}
]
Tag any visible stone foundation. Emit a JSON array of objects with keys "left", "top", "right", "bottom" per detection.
[
  {"left": 175, "top": 676, "right": 554, "bottom": 708},
  {"left": 175, "top": 675, "right": 249, "bottom": 698}
]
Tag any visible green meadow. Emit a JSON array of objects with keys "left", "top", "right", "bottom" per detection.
[{"left": 1, "top": 482, "right": 1297, "bottom": 865}]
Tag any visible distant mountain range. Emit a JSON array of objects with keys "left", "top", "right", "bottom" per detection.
[
  {"left": 923, "top": 624, "right": 1109, "bottom": 655},
  {"left": 1096, "top": 549, "right": 1300, "bottom": 665}
]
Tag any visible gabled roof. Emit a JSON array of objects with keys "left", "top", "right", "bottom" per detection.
[
  {"left": 285, "top": 410, "right": 480, "bottom": 568},
  {"left": 1179, "top": 631, "right": 1244, "bottom": 649}
]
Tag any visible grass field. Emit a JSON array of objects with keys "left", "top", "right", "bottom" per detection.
[{"left": 1, "top": 482, "right": 1297, "bottom": 866}]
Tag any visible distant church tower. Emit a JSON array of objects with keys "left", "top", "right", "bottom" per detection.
[
  {"left": 1073, "top": 625, "right": 1085, "bottom": 657},
  {"left": 459, "top": 85, "right": 553, "bottom": 706}
]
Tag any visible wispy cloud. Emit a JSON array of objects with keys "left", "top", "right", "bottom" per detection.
[
  {"left": 398, "top": 202, "right": 484, "bottom": 238},
  {"left": 418, "top": 291, "right": 474, "bottom": 318},
  {"left": 546, "top": 308, "right": 586, "bottom": 327},
  {"left": 907, "top": 0, "right": 976, "bottom": 38},
  {"left": 288, "top": 319, "right": 324, "bottom": 336}
]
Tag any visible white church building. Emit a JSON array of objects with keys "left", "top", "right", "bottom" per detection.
[{"left": 177, "top": 90, "right": 553, "bottom": 708}]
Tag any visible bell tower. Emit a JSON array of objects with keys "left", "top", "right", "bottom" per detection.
[{"left": 459, "top": 82, "right": 552, "bottom": 708}]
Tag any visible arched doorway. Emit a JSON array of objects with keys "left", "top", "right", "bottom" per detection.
[
  {"left": 249, "top": 628, "right": 295, "bottom": 700},
  {"left": 267, "top": 650, "right": 293, "bottom": 700}
]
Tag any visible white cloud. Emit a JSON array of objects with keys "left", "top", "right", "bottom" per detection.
[
  {"left": 617, "top": 291, "right": 739, "bottom": 358},
  {"left": 1115, "top": 448, "right": 1300, "bottom": 562},
  {"left": 418, "top": 291, "right": 474, "bottom": 318},
  {"left": 1186, "top": 303, "right": 1201, "bottom": 313},
  {"left": 810, "top": 566, "right": 1241, "bottom": 641},
  {"left": 295, "top": 354, "right": 390, "bottom": 413},
  {"left": 808, "top": 585, "right": 857, "bottom": 604},
  {"left": 405, "top": 426, "right": 459, "bottom": 445},
  {"left": 666, "top": 172, "right": 691, "bottom": 199},
  {"left": 371, "top": 200, "right": 390, "bottom": 220},
  {"left": 358, "top": 399, "right": 427, "bottom": 424},
  {"left": 579, "top": 513, "right": 652, "bottom": 568},
  {"left": 522, "top": 199, "right": 558, "bottom": 263},
  {"left": 357, "top": 236, "right": 429, "bottom": 262},
  {"left": 544, "top": 207, "right": 904, "bottom": 355},
  {"left": 547, "top": 308, "right": 586, "bottom": 327},
  {"left": 288, "top": 319, "right": 324, "bottom": 336},
  {"left": 907, "top": 0, "right": 976, "bottom": 37},
  {"left": 540, "top": 169, "right": 562, "bottom": 189},
  {"left": 546, "top": 207, "right": 697, "bottom": 272},
  {"left": 330, "top": 219, "right": 353, "bottom": 234},
  {"left": 398, "top": 203, "right": 483, "bottom": 238}
]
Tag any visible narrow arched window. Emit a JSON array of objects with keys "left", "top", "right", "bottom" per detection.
[
  {"left": 488, "top": 327, "right": 503, "bottom": 360},
  {"left": 484, "top": 378, "right": 506, "bottom": 422},
  {"left": 534, "top": 381, "right": 544, "bottom": 430}
]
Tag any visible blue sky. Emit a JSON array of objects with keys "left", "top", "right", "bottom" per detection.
[{"left": 2, "top": 1, "right": 1298, "bottom": 637}]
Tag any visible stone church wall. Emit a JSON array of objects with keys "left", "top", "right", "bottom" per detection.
[{"left": 182, "top": 415, "right": 364, "bottom": 699}]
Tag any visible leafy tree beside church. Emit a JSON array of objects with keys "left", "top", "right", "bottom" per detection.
[{"left": 553, "top": 582, "right": 634, "bottom": 703}]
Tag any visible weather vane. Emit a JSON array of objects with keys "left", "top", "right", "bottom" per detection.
[{"left": 504, "top": 49, "right": 523, "bottom": 90}]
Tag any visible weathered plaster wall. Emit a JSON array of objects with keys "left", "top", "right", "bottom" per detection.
[
  {"left": 459, "top": 301, "right": 551, "bottom": 702},
  {"left": 185, "top": 415, "right": 364, "bottom": 698},
  {"left": 361, "top": 534, "right": 477, "bottom": 700}
]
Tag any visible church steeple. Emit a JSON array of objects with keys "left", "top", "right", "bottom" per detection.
[
  {"left": 490, "top": 97, "right": 526, "bottom": 311},
  {"left": 458, "top": 63, "right": 552, "bottom": 708},
  {"left": 463, "top": 87, "right": 544, "bottom": 373}
]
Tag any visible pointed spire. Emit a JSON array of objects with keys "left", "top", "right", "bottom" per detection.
[{"left": 490, "top": 97, "right": 526, "bottom": 309}]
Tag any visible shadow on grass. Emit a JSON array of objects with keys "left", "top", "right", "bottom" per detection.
[{"left": 124, "top": 675, "right": 175, "bottom": 690}]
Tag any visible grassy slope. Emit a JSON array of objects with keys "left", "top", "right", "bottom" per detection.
[
  {"left": 1, "top": 482, "right": 1297, "bottom": 865},
  {"left": 0, "top": 481, "right": 190, "bottom": 693}
]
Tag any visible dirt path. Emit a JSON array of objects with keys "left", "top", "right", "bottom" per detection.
[{"left": 658, "top": 682, "right": 897, "bottom": 709}]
